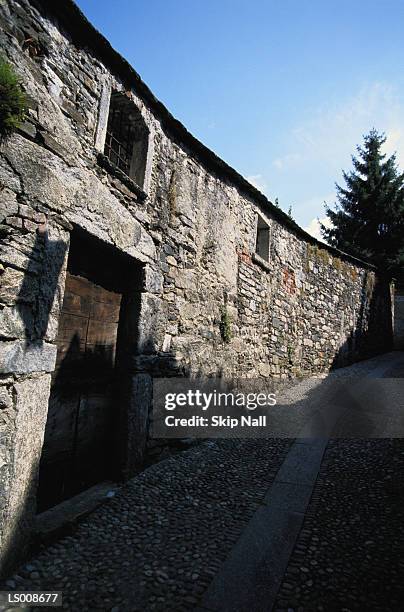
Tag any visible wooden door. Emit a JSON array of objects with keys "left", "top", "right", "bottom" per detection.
[{"left": 37, "top": 272, "right": 122, "bottom": 511}]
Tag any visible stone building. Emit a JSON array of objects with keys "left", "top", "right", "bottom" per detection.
[{"left": 0, "top": 0, "right": 393, "bottom": 573}]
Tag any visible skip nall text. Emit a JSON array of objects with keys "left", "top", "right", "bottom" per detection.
[{"left": 163, "top": 389, "right": 277, "bottom": 429}]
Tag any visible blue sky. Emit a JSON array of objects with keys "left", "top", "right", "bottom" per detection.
[{"left": 76, "top": 0, "right": 404, "bottom": 239}]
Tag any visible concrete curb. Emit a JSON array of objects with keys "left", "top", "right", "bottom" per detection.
[{"left": 198, "top": 352, "right": 404, "bottom": 612}]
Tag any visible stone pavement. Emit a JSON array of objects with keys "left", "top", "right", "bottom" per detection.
[
  {"left": 273, "top": 354, "right": 404, "bottom": 611},
  {"left": 2, "top": 352, "right": 404, "bottom": 611},
  {"left": 1, "top": 439, "right": 292, "bottom": 611},
  {"left": 274, "top": 438, "right": 404, "bottom": 612}
]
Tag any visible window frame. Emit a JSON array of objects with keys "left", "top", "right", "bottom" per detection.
[
  {"left": 254, "top": 211, "right": 271, "bottom": 264},
  {"left": 95, "top": 83, "right": 154, "bottom": 195}
]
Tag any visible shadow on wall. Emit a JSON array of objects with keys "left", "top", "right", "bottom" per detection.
[
  {"left": 49, "top": 332, "right": 116, "bottom": 401},
  {"left": 270, "top": 280, "right": 401, "bottom": 443},
  {"left": 16, "top": 228, "right": 67, "bottom": 343},
  {"left": 332, "top": 272, "right": 393, "bottom": 369},
  {"left": 36, "top": 333, "right": 117, "bottom": 513},
  {"left": 0, "top": 229, "right": 67, "bottom": 578}
]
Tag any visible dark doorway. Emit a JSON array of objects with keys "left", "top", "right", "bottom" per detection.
[{"left": 37, "top": 227, "right": 143, "bottom": 512}]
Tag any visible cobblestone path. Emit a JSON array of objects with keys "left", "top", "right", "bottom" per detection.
[
  {"left": 274, "top": 438, "right": 404, "bottom": 612},
  {"left": 2, "top": 352, "right": 404, "bottom": 611},
  {"left": 2, "top": 439, "right": 292, "bottom": 611},
  {"left": 273, "top": 355, "right": 404, "bottom": 612}
]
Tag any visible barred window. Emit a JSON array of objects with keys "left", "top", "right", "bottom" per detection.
[{"left": 104, "top": 91, "right": 149, "bottom": 188}]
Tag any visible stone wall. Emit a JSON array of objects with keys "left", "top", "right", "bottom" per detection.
[
  {"left": 394, "top": 292, "right": 404, "bottom": 350},
  {"left": 0, "top": 0, "right": 393, "bottom": 574}
]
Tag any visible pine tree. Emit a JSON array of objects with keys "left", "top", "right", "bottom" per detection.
[{"left": 321, "top": 129, "right": 404, "bottom": 277}]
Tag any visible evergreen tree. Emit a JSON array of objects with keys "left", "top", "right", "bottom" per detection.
[{"left": 321, "top": 129, "right": 404, "bottom": 276}]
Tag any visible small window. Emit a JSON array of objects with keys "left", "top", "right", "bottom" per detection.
[
  {"left": 255, "top": 214, "right": 270, "bottom": 261},
  {"left": 104, "top": 91, "right": 149, "bottom": 188}
]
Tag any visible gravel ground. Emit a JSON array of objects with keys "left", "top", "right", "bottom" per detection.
[
  {"left": 274, "top": 438, "right": 404, "bottom": 612},
  {"left": 1, "top": 438, "right": 291, "bottom": 611}
]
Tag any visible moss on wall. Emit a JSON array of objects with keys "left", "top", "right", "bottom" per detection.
[{"left": 0, "top": 58, "right": 26, "bottom": 142}]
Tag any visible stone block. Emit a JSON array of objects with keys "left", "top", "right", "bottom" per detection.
[
  {"left": 0, "top": 267, "right": 38, "bottom": 305},
  {"left": 0, "top": 160, "right": 21, "bottom": 194},
  {"left": 143, "top": 265, "right": 163, "bottom": 295},
  {"left": 0, "top": 304, "right": 34, "bottom": 339},
  {"left": 4, "top": 216, "right": 23, "bottom": 229},
  {"left": 174, "top": 270, "right": 196, "bottom": 290},
  {"left": 166, "top": 255, "right": 178, "bottom": 267},
  {"left": 0, "top": 340, "right": 57, "bottom": 374},
  {"left": 18, "top": 204, "right": 46, "bottom": 224},
  {"left": 17, "top": 121, "right": 36, "bottom": 139},
  {"left": 0, "top": 188, "right": 19, "bottom": 224},
  {"left": 1, "top": 374, "right": 51, "bottom": 574},
  {"left": 124, "top": 373, "right": 152, "bottom": 476},
  {"left": 0, "top": 386, "right": 13, "bottom": 411},
  {"left": 258, "top": 363, "right": 272, "bottom": 378},
  {"left": 69, "top": 174, "right": 156, "bottom": 263},
  {"left": 0, "top": 242, "right": 42, "bottom": 275},
  {"left": 138, "top": 294, "right": 165, "bottom": 354},
  {"left": 4, "top": 136, "right": 80, "bottom": 213},
  {"left": 161, "top": 333, "right": 172, "bottom": 352},
  {"left": 37, "top": 130, "right": 72, "bottom": 163}
]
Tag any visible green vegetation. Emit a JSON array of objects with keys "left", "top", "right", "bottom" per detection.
[
  {"left": 219, "top": 307, "right": 232, "bottom": 343},
  {"left": 321, "top": 129, "right": 404, "bottom": 277},
  {"left": 0, "top": 57, "right": 26, "bottom": 142},
  {"left": 168, "top": 169, "right": 177, "bottom": 217},
  {"left": 273, "top": 197, "right": 295, "bottom": 220},
  {"left": 307, "top": 244, "right": 331, "bottom": 267}
]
